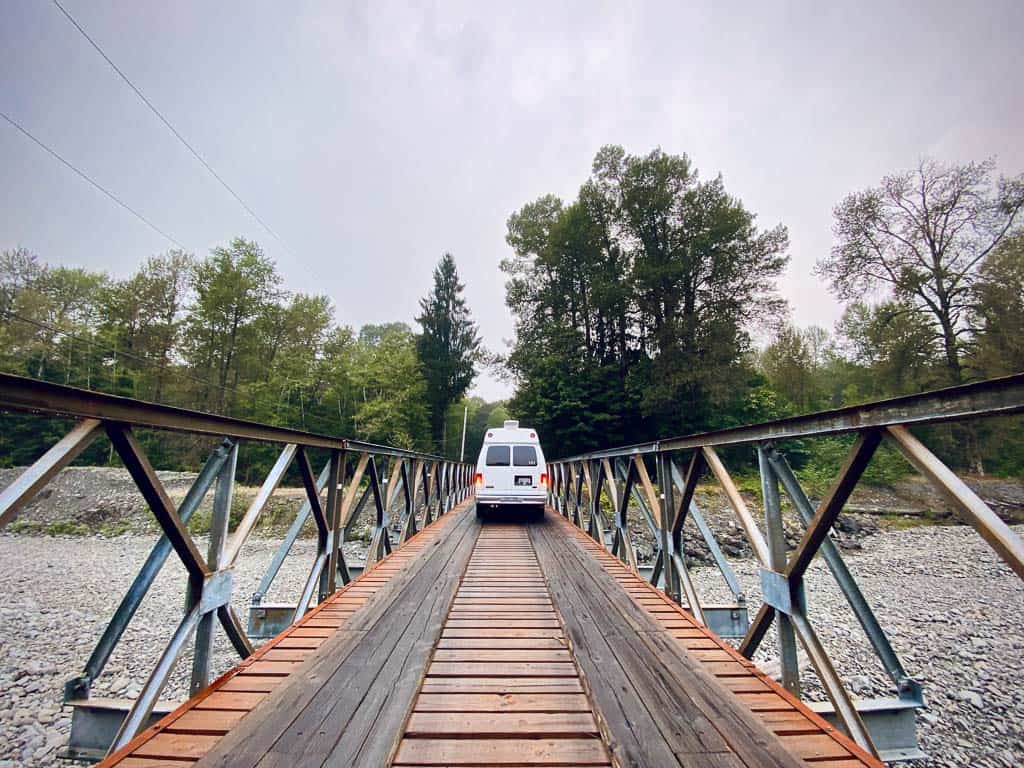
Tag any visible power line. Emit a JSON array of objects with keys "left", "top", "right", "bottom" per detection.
[
  {"left": 1, "top": 308, "right": 239, "bottom": 396},
  {"left": 53, "top": 0, "right": 297, "bottom": 259},
  {"left": 0, "top": 110, "right": 187, "bottom": 250}
]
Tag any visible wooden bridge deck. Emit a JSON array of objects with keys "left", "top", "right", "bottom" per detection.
[{"left": 98, "top": 501, "right": 882, "bottom": 768}]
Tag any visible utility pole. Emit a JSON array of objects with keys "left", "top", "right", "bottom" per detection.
[{"left": 460, "top": 405, "right": 468, "bottom": 462}]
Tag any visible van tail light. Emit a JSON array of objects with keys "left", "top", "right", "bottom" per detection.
[
  {"left": 474, "top": 473, "right": 483, "bottom": 487},
  {"left": 540, "top": 473, "right": 548, "bottom": 488}
]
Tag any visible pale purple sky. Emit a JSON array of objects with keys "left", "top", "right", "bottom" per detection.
[{"left": 3, "top": 1, "right": 1022, "bottom": 399}]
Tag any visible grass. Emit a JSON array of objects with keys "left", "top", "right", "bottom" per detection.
[{"left": 6, "top": 519, "right": 91, "bottom": 535}]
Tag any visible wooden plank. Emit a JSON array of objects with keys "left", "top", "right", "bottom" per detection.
[
  {"left": 133, "top": 733, "right": 221, "bottom": 760},
  {"left": 779, "top": 733, "right": 854, "bottom": 760},
  {"left": 164, "top": 709, "right": 246, "bottom": 734},
  {"left": 419, "top": 677, "right": 584, "bottom": 694},
  {"left": 194, "top": 507, "right": 479, "bottom": 768},
  {"left": 392, "top": 737, "right": 610, "bottom": 766},
  {"left": 405, "top": 711, "right": 599, "bottom": 738},
  {"left": 444, "top": 619, "right": 561, "bottom": 629},
  {"left": 413, "top": 693, "right": 592, "bottom": 712},
  {"left": 428, "top": 661, "right": 577, "bottom": 677},
  {"left": 432, "top": 649, "right": 571, "bottom": 662},
  {"left": 441, "top": 627, "right": 563, "bottom": 638},
  {"left": 436, "top": 637, "right": 566, "bottom": 649},
  {"left": 532, "top": 517, "right": 806, "bottom": 768},
  {"left": 193, "top": 691, "right": 268, "bottom": 711},
  {"left": 118, "top": 759, "right": 196, "bottom": 768}
]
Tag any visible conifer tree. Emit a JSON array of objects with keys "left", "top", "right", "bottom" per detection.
[{"left": 415, "top": 254, "right": 482, "bottom": 454}]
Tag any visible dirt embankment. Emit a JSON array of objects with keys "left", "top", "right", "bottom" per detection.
[
  {"left": 621, "top": 474, "right": 1024, "bottom": 566},
  {"left": 0, "top": 467, "right": 345, "bottom": 539},
  {"left": 1, "top": 467, "right": 1022, "bottom": 561}
]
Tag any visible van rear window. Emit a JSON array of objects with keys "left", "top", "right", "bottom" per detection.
[
  {"left": 485, "top": 445, "right": 510, "bottom": 466},
  {"left": 513, "top": 446, "right": 538, "bottom": 466}
]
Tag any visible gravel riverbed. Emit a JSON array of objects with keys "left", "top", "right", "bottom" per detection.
[{"left": 0, "top": 522, "right": 1022, "bottom": 767}]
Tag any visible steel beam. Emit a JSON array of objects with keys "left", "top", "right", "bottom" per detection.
[
  {"left": 222, "top": 444, "right": 296, "bottom": 568},
  {"left": 703, "top": 446, "right": 771, "bottom": 567},
  {"left": 758, "top": 446, "right": 800, "bottom": 697},
  {"left": 667, "top": 459, "right": 745, "bottom": 602},
  {"left": 764, "top": 443, "right": 917, "bottom": 698},
  {"left": 785, "top": 431, "right": 881, "bottom": 581},
  {"left": 252, "top": 460, "right": 331, "bottom": 605},
  {"left": 105, "top": 424, "right": 208, "bottom": 584},
  {"left": 0, "top": 417, "right": 103, "bottom": 528},
  {"left": 108, "top": 604, "right": 201, "bottom": 753},
  {"left": 887, "top": 425, "right": 1024, "bottom": 580},
  {"left": 553, "top": 372, "right": 1024, "bottom": 461},
  {"left": 189, "top": 441, "right": 237, "bottom": 695},
  {"left": 790, "top": 610, "right": 880, "bottom": 759},
  {"left": 64, "top": 439, "right": 234, "bottom": 701}
]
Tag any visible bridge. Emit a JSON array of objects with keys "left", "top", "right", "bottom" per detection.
[{"left": 0, "top": 372, "right": 1022, "bottom": 766}]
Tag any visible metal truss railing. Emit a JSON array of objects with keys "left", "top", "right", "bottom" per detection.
[
  {"left": 0, "top": 373, "right": 473, "bottom": 760},
  {"left": 546, "top": 373, "right": 1024, "bottom": 763}
]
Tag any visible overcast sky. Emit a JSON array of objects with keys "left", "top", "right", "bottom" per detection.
[{"left": 2, "top": 1, "right": 1022, "bottom": 400}]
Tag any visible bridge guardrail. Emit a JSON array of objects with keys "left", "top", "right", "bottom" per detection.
[
  {"left": 0, "top": 372, "right": 474, "bottom": 760},
  {"left": 546, "top": 373, "right": 1024, "bottom": 763}
]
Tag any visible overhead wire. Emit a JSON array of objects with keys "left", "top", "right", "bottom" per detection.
[
  {"left": 52, "top": 0, "right": 298, "bottom": 260},
  {"left": 0, "top": 110, "right": 187, "bottom": 250}
]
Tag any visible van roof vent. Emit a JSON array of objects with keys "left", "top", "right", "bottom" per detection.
[{"left": 503, "top": 420, "right": 519, "bottom": 430}]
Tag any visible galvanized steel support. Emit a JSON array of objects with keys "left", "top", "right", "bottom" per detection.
[
  {"left": 0, "top": 374, "right": 472, "bottom": 761},
  {"left": 758, "top": 446, "right": 800, "bottom": 697},
  {"left": 190, "top": 440, "right": 237, "bottom": 696},
  {"left": 63, "top": 438, "right": 235, "bottom": 702}
]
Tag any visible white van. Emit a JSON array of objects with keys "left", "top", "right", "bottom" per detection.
[{"left": 474, "top": 420, "right": 548, "bottom": 518}]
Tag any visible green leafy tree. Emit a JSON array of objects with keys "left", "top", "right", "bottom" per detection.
[
  {"left": 502, "top": 145, "right": 788, "bottom": 456},
  {"left": 819, "top": 158, "right": 1024, "bottom": 385},
  {"left": 760, "top": 325, "right": 832, "bottom": 413},
  {"left": 353, "top": 323, "right": 431, "bottom": 450},
  {"left": 184, "top": 238, "right": 283, "bottom": 412},
  {"left": 970, "top": 233, "right": 1024, "bottom": 378},
  {"left": 415, "top": 254, "right": 482, "bottom": 454}
]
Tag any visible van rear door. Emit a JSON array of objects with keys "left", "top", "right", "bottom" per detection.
[
  {"left": 483, "top": 444, "right": 513, "bottom": 490},
  {"left": 512, "top": 445, "right": 541, "bottom": 489}
]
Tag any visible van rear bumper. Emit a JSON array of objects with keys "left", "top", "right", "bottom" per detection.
[{"left": 476, "top": 493, "right": 547, "bottom": 507}]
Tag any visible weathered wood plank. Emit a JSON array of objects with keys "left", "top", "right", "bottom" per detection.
[
  {"left": 419, "top": 676, "right": 584, "bottom": 694},
  {"left": 194, "top": 508, "right": 478, "bottom": 768},
  {"left": 405, "top": 711, "right": 599, "bottom": 737},
  {"left": 531, "top": 516, "right": 806, "bottom": 768},
  {"left": 392, "top": 737, "right": 610, "bottom": 766},
  {"left": 413, "top": 692, "right": 592, "bottom": 712}
]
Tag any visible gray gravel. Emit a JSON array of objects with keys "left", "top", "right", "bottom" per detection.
[
  {"left": 0, "top": 523, "right": 1021, "bottom": 767},
  {"left": 0, "top": 531, "right": 367, "bottom": 767},
  {"left": 692, "top": 523, "right": 1024, "bottom": 768}
]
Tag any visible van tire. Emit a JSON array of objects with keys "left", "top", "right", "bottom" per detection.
[{"left": 476, "top": 506, "right": 486, "bottom": 520}]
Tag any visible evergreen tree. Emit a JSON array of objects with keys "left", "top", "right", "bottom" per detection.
[{"left": 415, "top": 254, "right": 482, "bottom": 454}]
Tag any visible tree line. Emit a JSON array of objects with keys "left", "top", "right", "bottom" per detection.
[
  {"left": 502, "top": 147, "right": 1024, "bottom": 477},
  {"left": 3, "top": 147, "right": 1022, "bottom": 484},
  {"left": 0, "top": 240, "right": 487, "bottom": 478}
]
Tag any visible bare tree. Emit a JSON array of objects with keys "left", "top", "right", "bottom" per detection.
[{"left": 818, "top": 158, "right": 1024, "bottom": 384}]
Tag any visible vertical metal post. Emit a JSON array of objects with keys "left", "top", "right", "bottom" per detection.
[
  {"left": 588, "top": 459, "right": 607, "bottom": 546},
  {"left": 324, "top": 449, "right": 345, "bottom": 595},
  {"left": 758, "top": 445, "right": 800, "bottom": 697},
  {"left": 189, "top": 441, "right": 236, "bottom": 696},
  {"left": 65, "top": 439, "right": 232, "bottom": 702},
  {"left": 657, "top": 452, "right": 681, "bottom": 603},
  {"left": 766, "top": 445, "right": 917, "bottom": 698}
]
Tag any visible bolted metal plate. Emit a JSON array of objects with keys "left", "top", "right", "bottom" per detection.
[
  {"left": 248, "top": 603, "right": 300, "bottom": 639},
  {"left": 61, "top": 697, "right": 179, "bottom": 763},
  {"left": 703, "top": 604, "right": 750, "bottom": 639},
  {"left": 810, "top": 696, "right": 926, "bottom": 762},
  {"left": 759, "top": 568, "right": 793, "bottom": 615},
  {"left": 200, "top": 568, "right": 234, "bottom": 614}
]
